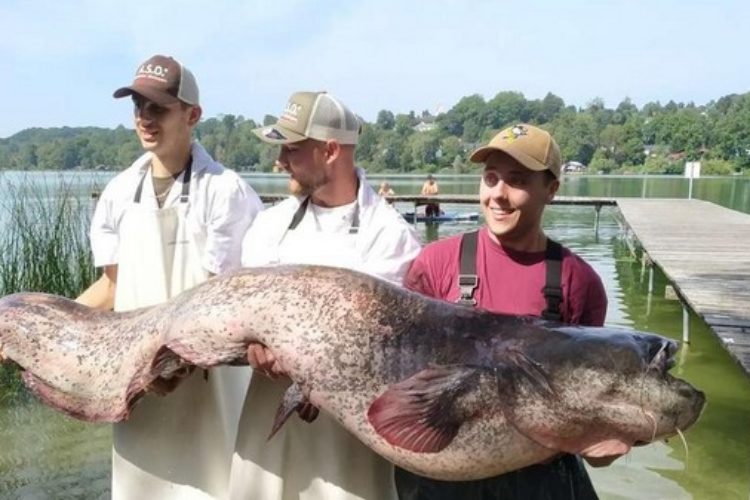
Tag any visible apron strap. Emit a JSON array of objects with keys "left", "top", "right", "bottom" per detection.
[
  {"left": 287, "top": 196, "right": 360, "bottom": 233},
  {"left": 179, "top": 160, "right": 193, "bottom": 203},
  {"left": 288, "top": 197, "right": 311, "bottom": 230},
  {"left": 133, "top": 157, "right": 193, "bottom": 204}
]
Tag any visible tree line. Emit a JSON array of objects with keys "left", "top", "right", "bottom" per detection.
[{"left": 1, "top": 91, "right": 749, "bottom": 175}]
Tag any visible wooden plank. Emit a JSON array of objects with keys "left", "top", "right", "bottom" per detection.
[{"left": 616, "top": 198, "right": 750, "bottom": 376}]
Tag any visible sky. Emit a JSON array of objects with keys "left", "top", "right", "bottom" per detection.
[{"left": 0, "top": 0, "right": 748, "bottom": 138}]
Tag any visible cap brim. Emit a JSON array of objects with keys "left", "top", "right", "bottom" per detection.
[
  {"left": 252, "top": 124, "right": 307, "bottom": 145},
  {"left": 113, "top": 85, "right": 180, "bottom": 106},
  {"left": 469, "top": 146, "right": 549, "bottom": 173}
]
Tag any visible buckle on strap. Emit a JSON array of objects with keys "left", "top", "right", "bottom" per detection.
[
  {"left": 457, "top": 274, "right": 478, "bottom": 306},
  {"left": 542, "top": 286, "right": 563, "bottom": 299}
]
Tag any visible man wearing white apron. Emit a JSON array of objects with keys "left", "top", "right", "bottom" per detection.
[
  {"left": 229, "top": 91, "right": 421, "bottom": 500},
  {"left": 76, "top": 54, "right": 263, "bottom": 499}
]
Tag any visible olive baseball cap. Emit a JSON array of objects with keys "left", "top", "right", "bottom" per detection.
[
  {"left": 254, "top": 91, "right": 360, "bottom": 145},
  {"left": 113, "top": 55, "right": 200, "bottom": 106},
  {"left": 469, "top": 123, "right": 562, "bottom": 178}
]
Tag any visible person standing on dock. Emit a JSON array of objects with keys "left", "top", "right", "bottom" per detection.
[
  {"left": 229, "top": 91, "right": 421, "bottom": 500},
  {"left": 76, "top": 54, "right": 263, "bottom": 499},
  {"left": 420, "top": 173, "right": 441, "bottom": 218},
  {"left": 396, "top": 124, "right": 626, "bottom": 500}
]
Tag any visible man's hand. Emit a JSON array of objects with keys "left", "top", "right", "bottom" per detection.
[
  {"left": 297, "top": 401, "right": 320, "bottom": 423},
  {"left": 146, "top": 366, "right": 195, "bottom": 395},
  {"left": 247, "top": 342, "right": 286, "bottom": 379},
  {"left": 580, "top": 439, "right": 631, "bottom": 467}
]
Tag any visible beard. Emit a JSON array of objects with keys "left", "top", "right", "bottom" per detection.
[
  {"left": 288, "top": 177, "right": 312, "bottom": 197},
  {"left": 288, "top": 171, "right": 327, "bottom": 197}
]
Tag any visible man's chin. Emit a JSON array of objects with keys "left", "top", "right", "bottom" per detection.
[{"left": 288, "top": 180, "right": 312, "bottom": 197}]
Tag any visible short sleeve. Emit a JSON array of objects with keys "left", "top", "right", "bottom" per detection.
[
  {"left": 404, "top": 253, "right": 436, "bottom": 297},
  {"left": 89, "top": 189, "right": 120, "bottom": 267},
  {"left": 363, "top": 223, "right": 422, "bottom": 287},
  {"left": 580, "top": 272, "right": 607, "bottom": 327},
  {"left": 203, "top": 179, "right": 263, "bottom": 275},
  {"left": 564, "top": 254, "right": 608, "bottom": 327}
]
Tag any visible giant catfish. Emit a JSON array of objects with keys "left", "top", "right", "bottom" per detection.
[{"left": 0, "top": 265, "right": 705, "bottom": 480}]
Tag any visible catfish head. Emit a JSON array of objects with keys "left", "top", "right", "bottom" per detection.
[{"left": 491, "top": 320, "right": 706, "bottom": 456}]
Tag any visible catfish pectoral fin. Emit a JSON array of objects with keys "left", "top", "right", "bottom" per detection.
[
  {"left": 268, "top": 383, "right": 314, "bottom": 440},
  {"left": 367, "top": 366, "right": 478, "bottom": 453},
  {"left": 500, "top": 348, "right": 554, "bottom": 398}
]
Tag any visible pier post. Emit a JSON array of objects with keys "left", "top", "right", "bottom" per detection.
[
  {"left": 647, "top": 260, "right": 654, "bottom": 316},
  {"left": 594, "top": 204, "right": 602, "bottom": 237},
  {"left": 682, "top": 304, "right": 690, "bottom": 344}
]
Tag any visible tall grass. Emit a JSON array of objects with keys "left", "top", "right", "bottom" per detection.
[{"left": 0, "top": 173, "right": 100, "bottom": 403}]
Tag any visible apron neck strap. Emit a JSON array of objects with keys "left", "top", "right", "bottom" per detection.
[
  {"left": 287, "top": 196, "right": 360, "bottom": 234},
  {"left": 134, "top": 156, "right": 193, "bottom": 204},
  {"left": 287, "top": 196, "right": 311, "bottom": 230}
]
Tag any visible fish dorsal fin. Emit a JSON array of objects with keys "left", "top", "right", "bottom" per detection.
[{"left": 367, "top": 366, "right": 478, "bottom": 453}]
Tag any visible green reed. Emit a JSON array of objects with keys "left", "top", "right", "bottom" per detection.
[{"left": 0, "top": 174, "right": 100, "bottom": 402}]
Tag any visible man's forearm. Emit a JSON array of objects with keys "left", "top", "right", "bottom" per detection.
[{"left": 76, "top": 266, "right": 117, "bottom": 310}]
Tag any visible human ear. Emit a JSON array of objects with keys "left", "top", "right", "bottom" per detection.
[{"left": 188, "top": 105, "right": 202, "bottom": 126}]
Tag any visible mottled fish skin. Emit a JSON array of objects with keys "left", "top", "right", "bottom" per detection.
[{"left": 0, "top": 265, "right": 705, "bottom": 480}]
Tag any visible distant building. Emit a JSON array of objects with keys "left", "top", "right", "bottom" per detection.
[
  {"left": 413, "top": 121, "right": 437, "bottom": 133},
  {"left": 563, "top": 161, "right": 587, "bottom": 173}
]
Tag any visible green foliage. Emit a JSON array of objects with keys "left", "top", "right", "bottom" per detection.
[
  {"left": 0, "top": 175, "right": 99, "bottom": 403},
  {"left": 701, "top": 158, "right": 735, "bottom": 175},
  {"left": 589, "top": 151, "right": 618, "bottom": 174},
  {"left": 2, "top": 90, "right": 750, "bottom": 174}
]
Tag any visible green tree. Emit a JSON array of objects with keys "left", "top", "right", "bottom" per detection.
[{"left": 376, "top": 110, "right": 395, "bottom": 130}]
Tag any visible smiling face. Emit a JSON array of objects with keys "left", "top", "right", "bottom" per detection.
[
  {"left": 132, "top": 94, "right": 198, "bottom": 158},
  {"left": 277, "top": 139, "right": 330, "bottom": 196},
  {"left": 479, "top": 152, "right": 559, "bottom": 248}
]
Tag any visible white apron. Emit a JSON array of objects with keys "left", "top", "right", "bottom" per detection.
[
  {"left": 112, "top": 164, "right": 250, "bottom": 500},
  {"left": 229, "top": 199, "right": 397, "bottom": 500}
]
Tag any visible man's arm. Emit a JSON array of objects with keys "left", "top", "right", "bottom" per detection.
[{"left": 76, "top": 265, "right": 117, "bottom": 311}]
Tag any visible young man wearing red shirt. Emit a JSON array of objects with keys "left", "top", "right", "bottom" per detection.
[{"left": 397, "top": 124, "right": 626, "bottom": 500}]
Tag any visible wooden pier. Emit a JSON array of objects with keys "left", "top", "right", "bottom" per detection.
[
  {"left": 259, "top": 194, "right": 617, "bottom": 207},
  {"left": 616, "top": 199, "right": 750, "bottom": 375}
]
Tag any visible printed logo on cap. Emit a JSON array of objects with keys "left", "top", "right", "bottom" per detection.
[
  {"left": 136, "top": 63, "right": 170, "bottom": 83},
  {"left": 502, "top": 124, "right": 529, "bottom": 143},
  {"left": 282, "top": 101, "right": 302, "bottom": 124}
]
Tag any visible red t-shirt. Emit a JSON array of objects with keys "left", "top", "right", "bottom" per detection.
[{"left": 405, "top": 228, "right": 607, "bottom": 326}]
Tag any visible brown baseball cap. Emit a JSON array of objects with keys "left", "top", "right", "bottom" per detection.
[
  {"left": 113, "top": 55, "right": 199, "bottom": 106},
  {"left": 469, "top": 123, "right": 562, "bottom": 178},
  {"left": 253, "top": 91, "right": 360, "bottom": 145}
]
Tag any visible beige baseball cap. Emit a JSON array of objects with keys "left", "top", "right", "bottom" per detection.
[
  {"left": 113, "top": 54, "right": 199, "bottom": 106},
  {"left": 469, "top": 123, "right": 562, "bottom": 178},
  {"left": 254, "top": 91, "right": 360, "bottom": 145}
]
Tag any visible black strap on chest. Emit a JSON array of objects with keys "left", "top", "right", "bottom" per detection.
[
  {"left": 457, "top": 230, "right": 479, "bottom": 306},
  {"left": 134, "top": 158, "right": 192, "bottom": 204},
  {"left": 541, "top": 239, "right": 563, "bottom": 321},
  {"left": 457, "top": 231, "right": 564, "bottom": 320},
  {"left": 287, "top": 196, "right": 360, "bottom": 234},
  {"left": 288, "top": 196, "right": 311, "bottom": 230}
]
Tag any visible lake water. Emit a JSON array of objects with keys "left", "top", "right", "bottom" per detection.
[{"left": 0, "top": 172, "right": 748, "bottom": 499}]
